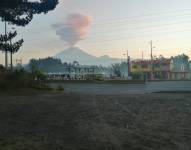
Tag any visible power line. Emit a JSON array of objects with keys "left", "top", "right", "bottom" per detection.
[
  {"left": 2, "top": 9, "right": 191, "bottom": 31},
  {"left": 19, "top": 19, "right": 191, "bottom": 42},
  {"left": 92, "top": 8, "right": 191, "bottom": 24},
  {"left": 9, "top": 14, "right": 191, "bottom": 38}
]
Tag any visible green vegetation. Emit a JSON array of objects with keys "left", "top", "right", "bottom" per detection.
[
  {"left": 0, "top": 0, "right": 59, "bottom": 71},
  {"left": 0, "top": 67, "right": 33, "bottom": 90},
  {"left": 0, "top": 65, "right": 63, "bottom": 92},
  {"left": 0, "top": 31, "right": 24, "bottom": 70},
  {"left": 28, "top": 57, "right": 65, "bottom": 72},
  {"left": 0, "top": 0, "right": 59, "bottom": 27},
  {"left": 130, "top": 72, "right": 143, "bottom": 80}
]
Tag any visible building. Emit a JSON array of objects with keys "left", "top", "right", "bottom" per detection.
[
  {"left": 130, "top": 59, "right": 171, "bottom": 80},
  {"left": 189, "top": 61, "right": 191, "bottom": 79},
  {"left": 170, "top": 55, "right": 189, "bottom": 80},
  {"left": 130, "top": 54, "right": 190, "bottom": 80},
  {"left": 46, "top": 66, "right": 104, "bottom": 80}
]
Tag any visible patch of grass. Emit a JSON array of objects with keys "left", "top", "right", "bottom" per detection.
[{"left": 55, "top": 85, "right": 64, "bottom": 91}]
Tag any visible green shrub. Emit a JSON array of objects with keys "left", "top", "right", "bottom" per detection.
[
  {"left": 130, "top": 72, "right": 143, "bottom": 80},
  {"left": 0, "top": 68, "right": 48, "bottom": 90}
]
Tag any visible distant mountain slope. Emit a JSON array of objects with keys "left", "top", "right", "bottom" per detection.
[{"left": 54, "top": 47, "right": 123, "bottom": 66}]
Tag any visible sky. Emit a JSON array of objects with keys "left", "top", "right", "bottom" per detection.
[{"left": 1, "top": 0, "right": 191, "bottom": 65}]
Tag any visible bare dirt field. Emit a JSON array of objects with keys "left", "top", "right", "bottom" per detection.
[{"left": 0, "top": 91, "right": 191, "bottom": 150}]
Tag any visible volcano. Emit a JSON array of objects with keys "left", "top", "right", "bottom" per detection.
[{"left": 54, "top": 47, "right": 123, "bottom": 66}]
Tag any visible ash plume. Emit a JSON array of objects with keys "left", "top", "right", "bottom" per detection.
[{"left": 52, "top": 13, "right": 91, "bottom": 46}]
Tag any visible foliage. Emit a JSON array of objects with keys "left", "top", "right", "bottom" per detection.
[
  {"left": 28, "top": 57, "right": 81, "bottom": 72},
  {"left": 171, "top": 54, "right": 190, "bottom": 72},
  {"left": 30, "top": 64, "right": 48, "bottom": 85},
  {"left": 111, "top": 62, "right": 129, "bottom": 78},
  {"left": 0, "top": 31, "right": 24, "bottom": 54},
  {"left": 171, "top": 54, "right": 189, "bottom": 61},
  {"left": 0, "top": 69, "right": 33, "bottom": 90},
  {"left": 29, "top": 57, "right": 63, "bottom": 68},
  {"left": 0, "top": 0, "right": 59, "bottom": 26},
  {"left": 28, "top": 57, "right": 130, "bottom": 80},
  {"left": 0, "top": 30, "right": 24, "bottom": 69},
  {"left": 0, "top": 67, "right": 50, "bottom": 91},
  {"left": 130, "top": 72, "right": 143, "bottom": 80},
  {"left": 112, "top": 63, "right": 121, "bottom": 77}
]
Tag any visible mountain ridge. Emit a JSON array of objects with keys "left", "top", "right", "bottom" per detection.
[{"left": 54, "top": 47, "right": 123, "bottom": 66}]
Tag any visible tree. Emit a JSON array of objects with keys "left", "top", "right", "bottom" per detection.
[
  {"left": 112, "top": 63, "right": 121, "bottom": 77},
  {"left": 30, "top": 64, "right": 47, "bottom": 86},
  {"left": 0, "top": 31, "right": 24, "bottom": 70},
  {"left": 0, "top": 0, "right": 59, "bottom": 26},
  {"left": 181, "top": 54, "right": 189, "bottom": 61},
  {"left": 0, "top": 0, "right": 59, "bottom": 68}
]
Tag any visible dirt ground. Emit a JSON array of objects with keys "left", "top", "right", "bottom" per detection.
[{"left": 0, "top": 91, "right": 191, "bottom": 150}]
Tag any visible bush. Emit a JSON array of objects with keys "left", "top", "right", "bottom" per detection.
[
  {"left": 0, "top": 68, "right": 49, "bottom": 90},
  {"left": 130, "top": 72, "right": 143, "bottom": 80},
  {"left": 0, "top": 69, "right": 33, "bottom": 90},
  {"left": 0, "top": 67, "right": 64, "bottom": 92}
]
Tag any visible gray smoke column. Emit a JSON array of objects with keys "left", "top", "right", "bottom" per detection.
[{"left": 52, "top": 13, "right": 92, "bottom": 46}]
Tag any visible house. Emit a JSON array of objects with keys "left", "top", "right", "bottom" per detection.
[
  {"left": 170, "top": 54, "right": 189, "bottom": 80},
  {"left": 189, "top": 61, "right": 191, "bottom": 79},
  {"left": 130, "top": 58, "right": 171, "bottom": 80}
]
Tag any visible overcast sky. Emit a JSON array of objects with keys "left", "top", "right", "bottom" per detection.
[{"left": 1, "top": 0, "right": 191, "bottom": 64}]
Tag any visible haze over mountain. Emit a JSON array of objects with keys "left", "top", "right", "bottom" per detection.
[{"left": 54, "top": 47, "right": 124, "bottom": 66}]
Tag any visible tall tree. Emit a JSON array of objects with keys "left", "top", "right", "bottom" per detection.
[
  {"left": 0, "top": 0, "right": 59, "bottom": 26},
  {"left": 0, "top": 31, "right": 24, "bottom": 70},
  {"left": 0, "top": 0, "right": 59, "bottom": 68}
]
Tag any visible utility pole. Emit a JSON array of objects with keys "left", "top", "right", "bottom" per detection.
[
  {"left": 10, "top": 39, "right": 13, "bottom": 70},
  {"left": 127, "top": 50, "right": 130, "bottom": 77},
  {"left": 149, "top": 40, "right": 154, "bottom": 80},
  {"left": 10, "top": 27, "right": 15, "bottom": 71},
  {"left": 123, "top": 50, "right": 130, "bottom": 78},
  {"left": 127, "top": 50, "right": 129, "bottom": 78},
  {"left": 142, "top": 51, "right": 144, "bottom": 60},
  {"left": 5, "top": 21, "right": 8, "bottom": 69}
]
